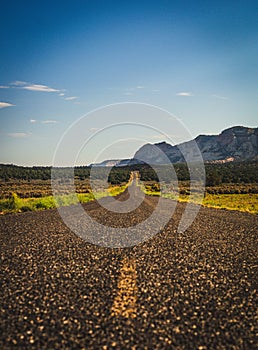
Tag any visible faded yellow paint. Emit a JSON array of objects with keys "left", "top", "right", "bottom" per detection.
[{"left": 111, "top": 257, "right": 137, "bottom": 318}]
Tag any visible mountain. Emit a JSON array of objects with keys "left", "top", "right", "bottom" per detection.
[
  {"left": 88, "top": 126, "right": 258, "bottom": 167},
  {"left": 132, "top": 126, "right": 258, "bottom": 164},
  {"left": 90, "top": 159, "right": 132, "bottom": 167}
]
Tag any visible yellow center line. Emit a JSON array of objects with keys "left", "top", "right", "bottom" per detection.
[{"left": 111, "top": 257, "right": 137, "bottom": 318}]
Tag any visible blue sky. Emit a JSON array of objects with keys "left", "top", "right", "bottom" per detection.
[{"left": 0, "top": 0, "right": 257, "bottom": 165}]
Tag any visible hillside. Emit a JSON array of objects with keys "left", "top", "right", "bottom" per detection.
[{"left": 132, "top": 126, "right": 258, "bottom": 164}]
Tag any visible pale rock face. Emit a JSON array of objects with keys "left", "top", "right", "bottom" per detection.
[
  {"left": 90, "top": 159, "right": 131, "bottom": 167},
  {"left": 132, "top": 126, "right": 258, "bottom": 164}
]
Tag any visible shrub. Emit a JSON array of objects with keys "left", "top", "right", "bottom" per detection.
[
  {"left": 9, "top": 193, "right": 22, "bottom": 210},
  {"left": 20, "top": 206, "right": 32, "bottom": 212},
  {"left": 35, "top": 202, "right": 48, "bottom": 209}
]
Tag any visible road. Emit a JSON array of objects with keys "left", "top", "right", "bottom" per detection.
[{"left": 0, "top": 184, "right": 257, "bottom": 349}]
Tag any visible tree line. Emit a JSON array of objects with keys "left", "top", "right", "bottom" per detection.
[{"left": 0, "top": 161, "right": 257, "bottom": 185}]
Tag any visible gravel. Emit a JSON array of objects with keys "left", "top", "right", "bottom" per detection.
[{"left": 0, "top": 190, "right": 257, "bottom": 349}]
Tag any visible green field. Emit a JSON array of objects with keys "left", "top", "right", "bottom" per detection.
[
  {"left": 0, "top": 175, "right": 257, "bottom": 215},
  {"left": 0, "top": 184, "right": 128, "bottom": 214},
  {"left": 143, "top": 188, "right": 258, "bottom": 215},
  {"left": 202, "top": 193, "right": 258, "bottom": 214}
]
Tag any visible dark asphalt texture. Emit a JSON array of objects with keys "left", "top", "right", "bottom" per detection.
[{"left": 0, "top": 188, "right": 257, "bottom": 349}]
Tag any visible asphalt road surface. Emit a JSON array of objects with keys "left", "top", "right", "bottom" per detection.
[{"left": 0, "top": 186, "right": 257, "bottom": 349}]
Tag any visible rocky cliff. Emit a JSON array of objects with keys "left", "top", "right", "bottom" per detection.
[{"left": 132, "top": 126, "right": 258, "bottom": 164}]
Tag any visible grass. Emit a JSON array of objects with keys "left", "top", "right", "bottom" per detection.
[
  {"left": 0, "top": 184, "right": 128, "bottom": 214},
  {"left": 143, "top": 186, "right": 258, "bottom": 215},
  {"left": 202, "top": 193, "right": 258, "bottom": 214},
  {"left": 1, "top": 180, "right": 257, "bottom": 215}
]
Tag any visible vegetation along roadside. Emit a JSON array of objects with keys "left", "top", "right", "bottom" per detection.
[{"left": 0, "top": 162, "right": 257, "bottom": 214}]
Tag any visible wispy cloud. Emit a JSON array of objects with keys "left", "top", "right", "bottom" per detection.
[
  {"left": 22, "top": 84, "right": 60, "bottom": 92},
  {"left": 0, "top": 102, "right": 15, "bottom": 109},
  {"left": 211, "top": 94, "right": 228, "bottom": 100},
  {"left": 29, "top": 119, "right": 58, "bottom": 124},
  {"left": 176, "top": 92, "right": 193, "bottom": 97},
  {"left": 7, "top": 132, "right": 30, "bottom": 138},
  {"left": 124, "top": 85, "right": 145, "bottom": 92},
  {"left": 0, "top": 85, "right": 9, "bottom": 89},
  {"left": 10, "top": 81, "right": 27, "bottom": 86},
  {"left": 64, "top": 96, "right": 78, "bottom": 101},
  {"left": 8, "top": 81, "right": 75, "bottom": 102},
  {"left": 123, "top": 92, "right": 133, "bottom": 96},
  {"left": 41, "top": 120, "right": 58, "bottom": 124}
]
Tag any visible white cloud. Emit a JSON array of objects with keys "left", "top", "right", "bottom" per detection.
[
  {"left": 7, "top": 132, "right": 30, "bottom": 138},
  {"left": 124, "top": 86, "right": 144, "bottom": 92},
  {"left": 0, "top": 85, "right": 9, "bottom": 89},
  {"left": 10, "top": 81, "right": 64, "bottom": 94},
  {"left": 29, "top": 119, "right": 58, "bottom": 124},
  {"left": 0, "top": 102, "right": 15, "bottom": 108},
  {"left": 211, "top": 94, "right": 228, "bottom": 100},
  {"left": 176, "top": 92, "right": 193, "bottom": 97},
  {"left": 123, "top": 92, "right": 133, "bottom": 96},
  {"left": 10, "top": 81, "right": 27, "bottom": 86},
  {"left": 41, "top": 120, "right": 58, "bottom": 124},
  {"left": 64, "top": 96, "right": 78, "bottom": 100},
  {"left": 23, "top": 84, "right": 60, "bottom": 92}
]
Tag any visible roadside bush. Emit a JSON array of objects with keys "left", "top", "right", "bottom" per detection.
[
  {"left": 20, "top": 206, "right": 32, "bottom": 212},
  {"left": 35, "top": 202, "right": 49, "bottom": 209},
  {"left": 9, "top": 193, "right": 22, "bottom": 210}
]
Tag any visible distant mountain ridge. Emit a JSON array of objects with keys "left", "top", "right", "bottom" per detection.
[
  {"left": 90, "top": 126, "right": 258, "bottom": 166},
  {"left": 133, "top": 126, "right": 258, "bottom": 164},
  {"left": 90, "top": 159, "right": 132, "bottom": 167}
]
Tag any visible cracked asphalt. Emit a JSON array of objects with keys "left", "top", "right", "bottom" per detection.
[{"left": 0, "top": 188, "right": 257, "bottom": 349}]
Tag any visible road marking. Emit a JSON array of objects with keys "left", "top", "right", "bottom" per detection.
[{"left": 111, "top": 257, "right": 137, "bottom": 318}]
